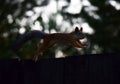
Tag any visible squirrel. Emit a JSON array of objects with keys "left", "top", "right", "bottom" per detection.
[{"left": 11, "top": 27, "right": 88, "bottom": 61}]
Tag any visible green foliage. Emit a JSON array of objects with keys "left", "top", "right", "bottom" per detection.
[{"left": 0, "top": 0, "right": 120, "bottom": 59}]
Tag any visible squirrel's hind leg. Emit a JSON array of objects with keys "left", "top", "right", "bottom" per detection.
[{"left": 33, "top": 40, "right": 56, "bottom": 62}]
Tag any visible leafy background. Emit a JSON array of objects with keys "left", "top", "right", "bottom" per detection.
[{"left": 0, "top": 0, "right": 120, "bottom": 59}]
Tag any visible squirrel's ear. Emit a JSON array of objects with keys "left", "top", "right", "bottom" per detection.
[
  {"left": 80, "top": 27, "right": 83, "bottom": 32},
  {"left": 75, "top": 27, "right": 79, "bottom": 31}
]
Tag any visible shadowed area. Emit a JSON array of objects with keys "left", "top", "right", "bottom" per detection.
[{"left": 0, "top": 53, "right": 120, "bottom": 84}]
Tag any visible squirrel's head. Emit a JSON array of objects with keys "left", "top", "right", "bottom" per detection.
[
  {"left": 73, "top": 26, "right": 86, "bottom": 39},
  {"left": 73, "top": 26, "right": 90, "bottom": 48}
]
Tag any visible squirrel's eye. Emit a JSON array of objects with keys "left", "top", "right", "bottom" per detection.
[{"left": 77, "top": 32, "right": 86, "bottom": 39}]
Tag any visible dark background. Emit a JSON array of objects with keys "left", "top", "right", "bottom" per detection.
[
  {"left": 0, "top": 0, "right": 120, "bottom": 83},
  {"left": 0, "top": 0, "right": 120, "bottom": 59}
]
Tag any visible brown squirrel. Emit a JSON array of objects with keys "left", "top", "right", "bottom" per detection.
[{"left": 11, "top": 27, "right": 89, "bottom": 61}]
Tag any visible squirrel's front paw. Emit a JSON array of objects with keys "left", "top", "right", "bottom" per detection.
[
  {"left": 82, "top": 42, "right": 90, "bottom": 48},
  {"left": 33, "top": 55, "right": 38, "bottom": 62}
]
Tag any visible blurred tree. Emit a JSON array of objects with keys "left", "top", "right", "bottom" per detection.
[
  {"left": 0, "top": 0, "right": 49, "bottom": 59},
  {"left": 81, "top": 0, "right": 120, "bottom": 53},
  {"left": 0, "top": 0, "right": 120, "bottom": 59}
]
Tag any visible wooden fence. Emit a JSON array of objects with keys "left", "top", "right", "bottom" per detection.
[{"left": 0, "top": 53, "right": 120, "bottom": 84}]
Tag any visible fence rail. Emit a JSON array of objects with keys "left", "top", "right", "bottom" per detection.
[{"left": 0, "top": 53, "right": 120, "bottom": 84}]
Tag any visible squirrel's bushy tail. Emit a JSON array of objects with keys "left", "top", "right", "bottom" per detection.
[{"left": 11, "top": 30, "right": 46, "bottom": 52}]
